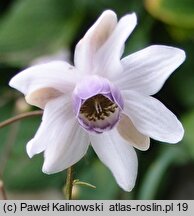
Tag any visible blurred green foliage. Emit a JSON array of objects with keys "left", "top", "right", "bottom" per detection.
[
  {"left": 0, "top": 0, "right": 194, "bottom": 199},
  {"left": 145, "top": 0, "right": 194, "bottom": 41},
  {"left": 145, "top": 0, "right": 194, "bottom": 28}
]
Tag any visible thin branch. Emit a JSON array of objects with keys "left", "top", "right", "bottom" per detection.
[{"left": 0, "top": 110, "right": 43, "bottom": 129}]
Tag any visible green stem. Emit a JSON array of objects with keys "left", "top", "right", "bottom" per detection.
[
  {"left": 65, "top": 166, "right": 73, "bottom": 200},
  {"left": 0, "top": 110, "right": 43, "bottom": 129},
  {"left": 73, "top": 179, "right": 96, "bottom": 189}
]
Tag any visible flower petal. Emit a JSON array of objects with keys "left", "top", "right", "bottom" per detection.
[
  {"left": 42, "top": 119, "right": 90, "bottom": 174},
  {"left": 9, "top": 61, "right": 81, "bottom": 107},
  {"left": 26, "top": 94, "right": 74, "bottom": 158},
  {"left": 25, "top": 87, "right": 62, "bottom": 109},
  {"left": 122, "top": 91, "right": 184, "bottom": 143},
  {"left": 117, "top": 114, "right": 150, "bottom": 151},
  {"left": 74, "top": 10, "right": 117, "bottom": 74},
  {"left": 114, "top": 45, "right": 186, "bottom": 95},
  {"left": 90, "top": 128, "right": 138, "bottom": 191},
  {"left": 95, "top": 13, "right": 137, "bottom": 79},
  {"left": 73, "top": 75, "right": 108, "bottom": 100}
]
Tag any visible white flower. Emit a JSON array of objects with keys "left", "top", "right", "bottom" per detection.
[{"left": 9, "top": 10, "right": 185, "bottom": 191}]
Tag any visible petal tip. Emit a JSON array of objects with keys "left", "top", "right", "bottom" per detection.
[
  {"left": 179, "top": 49, "right": 186, "bottom": 63},
  {"left": 26, "top": 145, "right": 34, "bottom": 159},
  {"left": 42, "top": 166, "right": 51, "bottom": 175},
  {"left": 42, "top": 162, "right": 63, "bottom": 175},
  {"left": 42, "top": 156, "right": 64, "bottom": 175},
  {"left": 172, "top": 123, "right": 184, "bottom": 144},
  {"left": 139, "top": 138, "right": 150, "bottom": 151},
  {"left": 123, "top": 12, "right": 137, "bottom": 26},
  {"left": 9, "top": 76, "right": 17, "bottom": 88},
  {"left": 102, "top": 9, "right": 117, "bottom": 18},
  {"left": 119, "top": 179, "right": 136, "bottom": 192},
  {"left": 26, "top": 141, "right": 36, "bottom": 158},
  {"left": 26, "top": 139, "right": 43, "bottom": 158},
  {"left": 42, "top": 162, "right": 53, "bottom": 175}
]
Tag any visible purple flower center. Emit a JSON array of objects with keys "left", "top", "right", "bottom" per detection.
[{"left": 72, "top": 75, "right": 123, "bottom": 133}]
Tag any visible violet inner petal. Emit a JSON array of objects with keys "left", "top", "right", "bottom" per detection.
[{"left": 72, "top": 75, "right": 123, "bottom": 133}]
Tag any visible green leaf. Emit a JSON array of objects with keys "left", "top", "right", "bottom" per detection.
[
  {"left": 144, "top": 0, "right": 194, "bottom": 28},
  {"left": 0, "top": 0, "right": 84, "bottom": 66}
]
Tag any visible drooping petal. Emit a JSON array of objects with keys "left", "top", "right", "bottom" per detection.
[
  {"left": 122, "top": 91, "right": 184, "bottom": 143},
  {"left": 26, "top": 94, "right": 74, "bottom": 158},
  {"left": 9, "top": 61, "right": 81, "bottom": 107},
  {"left": 42, "top": 119, "right": 90, "bottom": 174},
  {"left": 90, "top": 128, "right": 138, "bottom": 191},
  {"left": 117, "top": 114, "right": 150, "bottom": 151},
  {"left": 114, "top": 45, "right": 186, "bottom": 95},
  {"left": 25, "top": 87, "right": 62, "bottom": 109},
  {"left": 74, "top": 10, "right": 117, "bottom": 74},
  {"left": 94, "top": 13, "right": 137, "bottom": 79}
]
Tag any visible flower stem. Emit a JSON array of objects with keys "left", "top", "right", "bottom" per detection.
[
  {"left": 0, "top": 110, "right": 43, "bottom": 129},
  {"left": 65, "top": 166, "right": 73, "bottom": 200}
]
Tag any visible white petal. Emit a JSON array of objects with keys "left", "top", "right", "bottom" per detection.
[
  {"left": 122, "top": 91, "right": 184, "bottom": 143},
  {"left": 95, "top": 13, "right": 137, "bottom": 79},
  {"left": 26, "top": 94, "right": 74, "bottom": 158},
  {"left": 42, "top": 119, "right": 90, "bottom": 174},
  {"left": 114, "top": 45, "right": 186, "bottom": 95},
  {"left": 74, "top": 10, "right": 117, "bottom": 74},
  {"left": 90, "top": 128, "right": 138, "bottom": 191},
  {"left": 9, "top": 61, "right": 80, "bottom": 97},
  {"left": 117, "top": 114, "right": 150, "bottom": 151}
]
